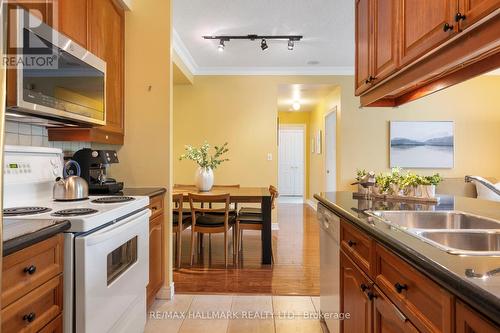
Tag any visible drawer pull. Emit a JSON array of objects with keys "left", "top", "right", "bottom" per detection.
[
  {"left": 394, "top": 282, "right": 408, "bottom": 293},
  {"left": 23, "top": 265, "right": 37, "bottom": 275},
  {"left": 152, "top": 206, "right": 158, "bottom": 211},
  {"left": 23, "top": 312, "right": 36, "bottom": 323},
  {"left": 360, "top": 283, "right": 369, "bottom": 292},
  {"left": 347, "top": 240, "right": 357, "bottom": 247},
  {"left": 443, "top": 23, "right": 454, "bottom": 32}
]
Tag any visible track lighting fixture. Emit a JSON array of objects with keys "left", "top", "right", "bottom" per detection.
[
  {"left": 218, "top": 39, "right": 225, "bottom": 52},
  {"left": 261, "top": 39, "right": 268, "bottom": 51},
  {"left": 203, "top": 34, "right": 303, "bottom": 52}
]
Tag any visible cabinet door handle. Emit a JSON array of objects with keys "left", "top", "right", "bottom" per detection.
[
  {"left": 360, "top": 283, "right": 369, "bottom": 292},
  {"left": 394, "top": 282, "right": 408, "bottom": 293},
  {"left": 23, "top": 312, "right": 36, "bottom": 323},
  {"left": 347, "top": 240, "right": 357, "bottom": 247},
  {"left": 23, "top": 265, "right": 37, "bottom": 275},
  {"left": 443, "top": 23, "right": 454, "bottom": 32},
  {"left": 455, "top": 12, "right": 466, "bottom": 22},
  {"left": 365, "top": 76, "right": 375, "bottom": 84},
  {"left": 366, "top": 291, "right": 377, "bottom": 301}
]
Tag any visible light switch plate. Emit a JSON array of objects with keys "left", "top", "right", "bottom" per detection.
[{"left": 267, "top": 153, "right": 273, "bottom": 161}]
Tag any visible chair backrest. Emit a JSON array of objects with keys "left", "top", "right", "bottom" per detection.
[
  {"left": 269, "top": 185, "right": 279, "bottom": 210},
  {"left": 188, "top": 193, "right": 231, "bottom": 228},
  {"left": 172, "top": 193, "right": 184, "bottom": 217}
]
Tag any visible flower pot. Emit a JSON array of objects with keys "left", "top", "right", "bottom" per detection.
[
  {"left": 418, "top": 185, "right": 436, "bottom": 199},
  {"left": 389, "top": 183, "right": 401, "bottom": 196},
  {"left": 195, "top": 167, "right": 214, "bottom": 192},
  {"left": 403, "top": 186, "right": 417, "bottom": 197}
]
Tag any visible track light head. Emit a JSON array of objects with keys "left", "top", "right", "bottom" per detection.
[
  {"left": 288, "top": 39, "right": 294, "bottom": 50},
  {"left": 218, "top": 39, "right": 225, "bottom": 52},
  {"left": 261, "top": 39, "right": 268, "bottom": 51}
]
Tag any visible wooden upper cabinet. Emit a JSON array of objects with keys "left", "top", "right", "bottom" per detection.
[
  {"left": 399, "top": 0, "right": 458, "bottom": 67},
  {"left": 372, "top": 0, "right": 399, "bottom": 83},
  {"left": 56, "top": 0, "right": 88, "bottom": 48},
  {"left": 9, "top": 0, "right": 53, "bottom": 24},
  {"left": 88, "top": 0, "right": 124, "bottom": 135},
  {"left": 458, "top": 0, "right": 500, "bottom": 29},
  {"left": 355, "top": 0, "right": 372, "bottom": 95}
]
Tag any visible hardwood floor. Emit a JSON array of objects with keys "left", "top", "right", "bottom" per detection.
[{"left": 173, "top": 202, "right": 320, "bottom": 295}]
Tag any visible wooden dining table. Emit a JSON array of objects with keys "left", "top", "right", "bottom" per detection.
[{"left": 172, "top": 186, "right": 273, "bottom": 265}]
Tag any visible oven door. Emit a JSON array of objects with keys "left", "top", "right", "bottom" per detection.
[{"left": 75, "top": 209, "right": 150, "bottom": 333}]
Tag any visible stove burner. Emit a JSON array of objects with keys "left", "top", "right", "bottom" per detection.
[
  {"left": 91, "top": 196, "right": 135, "bottom": 204},
  {"left": 52, "top": 208, "right": 99, "bottom": 217},
  {"left": 3, "top": 206, "right": 52, "bottom": 216}
]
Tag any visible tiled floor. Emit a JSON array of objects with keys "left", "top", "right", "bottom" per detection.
[{"left": 146, "top": 294, "right": 325, "bottom": 333}]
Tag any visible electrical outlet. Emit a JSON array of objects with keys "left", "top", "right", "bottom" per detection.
[{"left": 267, "top": 153, "right": 273, "bottom": 161}]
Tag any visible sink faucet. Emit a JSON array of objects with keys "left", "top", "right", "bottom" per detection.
[{"left": 464, "top": 175, "right": 500, "bottom": 197}]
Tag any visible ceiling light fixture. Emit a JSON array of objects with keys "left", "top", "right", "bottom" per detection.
[
  {"left": 261, "top": 39, "right": 268, "bottom": 51},
  {"left": 292, "top": 102, "right": 301, "bottom": 111},
  {"left": 202, "top": 34, "right": 303, "bottom": 52}
]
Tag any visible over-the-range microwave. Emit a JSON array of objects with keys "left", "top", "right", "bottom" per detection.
[{"left": 6, "top": 9, "right": 106, "bottom": 126}]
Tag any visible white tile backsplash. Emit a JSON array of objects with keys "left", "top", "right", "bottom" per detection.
[{"left": 4, "top": 121, "right": 119, "bottom": 157}]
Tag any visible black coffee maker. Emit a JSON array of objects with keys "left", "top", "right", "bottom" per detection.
[{"left": 72, "top": 148, "right": 124, "bottom": 194}]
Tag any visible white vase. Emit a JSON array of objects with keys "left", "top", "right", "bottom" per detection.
[
  {"left": 195, "top": 167, "right": 214, "bottom": 192},
  {"left": 418, "top": 185, "right": 436, "bottom": 199}
]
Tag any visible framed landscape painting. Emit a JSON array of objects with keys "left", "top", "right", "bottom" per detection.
[{"left": 390, "top": 121, "right": 454, "bottom": 168}]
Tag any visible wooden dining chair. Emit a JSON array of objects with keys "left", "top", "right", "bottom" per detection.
[
  {"left": 188, "top": 193, "right": 237, "bottom": 268},
  {"left": 172, "top": 193, "right": 192, "bottom": 268},
  {"left": 235, "top": 185, "right": 279, "bottom": 263}
]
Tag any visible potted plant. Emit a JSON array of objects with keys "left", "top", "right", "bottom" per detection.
[
  {"left": 374, "top": 173, "right": 390, "bottom": 195},
  {"left": 179, "top": 142, "right": 229, "bottom": 191},
  {"left": 400, "top": 172, "right": 420, "bottom": 197},
  {"left": 417, "top": 173, "right": 442, "bottom": 199},
  {"left": 388, "top": 167, "right": 405, "bottom": 196}
]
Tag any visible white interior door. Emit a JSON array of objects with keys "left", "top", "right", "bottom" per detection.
[
  {"left": 279, "top": 127, "right": 304, "bottom": 196},
  {"left": 325, "top": 109, "right": 337, "bottom": 192}
]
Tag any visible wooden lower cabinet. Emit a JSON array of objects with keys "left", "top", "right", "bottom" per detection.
[
  {"left": 1, "top": 235, "right": 64, "bottom": 333},
  {"left": 340, "top": 252, "right": 373, "bottom": 333},
  {"left": 146, "top": 193, "right": 166, "bottom": 309},
  {"left": 372, "top": 285, "right": 419, "bottom": 333},
  {"left": 456, "top": 300, "right": 499, "bottom": 333}
]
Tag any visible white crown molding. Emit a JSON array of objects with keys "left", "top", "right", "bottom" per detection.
[
  {"left": 194, "top": 66, "right": 355, "bottom": 76},
  {"left": 173, "top": 29, "right": 198, "bottom": 75}
]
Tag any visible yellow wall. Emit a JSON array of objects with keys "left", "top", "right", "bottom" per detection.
[
  {"left": 110, "top": 0, "right": 174, "bottom": 293},
  {"left": 174, "top": 75, "right": 500, "bottom": 199},
  {"left": 278, "top": 111, "right": 311, "bottom": 197}
]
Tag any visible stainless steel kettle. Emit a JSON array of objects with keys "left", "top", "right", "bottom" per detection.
[{"left": 53, "top": 160, "right": 89, "bottom": 201}]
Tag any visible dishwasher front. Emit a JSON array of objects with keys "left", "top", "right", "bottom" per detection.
[{"left": 318, "top": 203, "right": 341, "bottom": 333}]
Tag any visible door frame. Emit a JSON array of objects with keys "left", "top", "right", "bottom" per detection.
[
  {"left": 278, "top": 124, "right": 306, "bottom": 198},
  {"left": 324, "top": 107, "right": 337, "bottom": 192}
]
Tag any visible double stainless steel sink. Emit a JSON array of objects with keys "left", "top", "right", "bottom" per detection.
[{"left": 368, "top": 211, "right": 500, "bottom": 256}]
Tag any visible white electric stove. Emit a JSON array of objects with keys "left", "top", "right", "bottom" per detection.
[{"left": 3, "top": 146, "right": 151, "bottom": 333}]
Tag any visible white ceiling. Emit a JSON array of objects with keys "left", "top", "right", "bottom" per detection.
[{"left": 173, "top": 0, "right": 355, "bottom": 75}]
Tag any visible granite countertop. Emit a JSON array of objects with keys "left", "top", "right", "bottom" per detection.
[
  {"left": 3, "top": 219, "right": 71, "bottom": 256},
  {"left": 119, "top": 187, "right": 167, "bottom": 198},
  {"left": 314, "top": 191, "right": 500, "bottom": 326}
]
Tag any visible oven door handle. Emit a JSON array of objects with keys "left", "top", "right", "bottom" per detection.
[{"left": 84, "top": 209, "right": 151, "bottom": 246}]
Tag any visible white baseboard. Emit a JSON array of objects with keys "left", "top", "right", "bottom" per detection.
[
  {"left": 156, "top": 282, "right": 175, "bottom": 300},
  {"left": 306, "top": 199, "right": 318, "bottom": 211}
]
